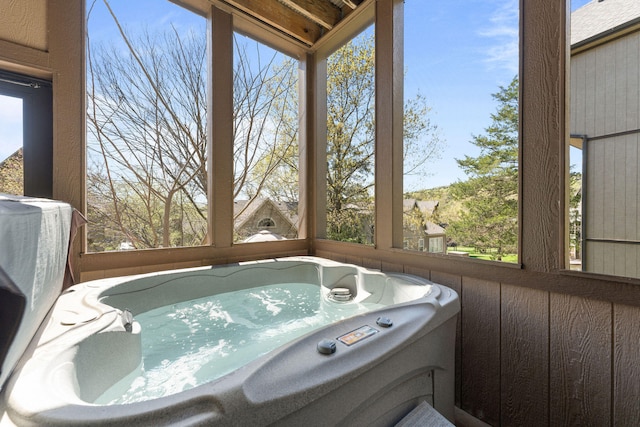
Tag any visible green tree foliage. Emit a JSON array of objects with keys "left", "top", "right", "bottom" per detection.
[
  {"left": 324, "top": 30, "right": 443, "bottom": 243},
  {"left": 448, "top": 76, "right": 519, "bottom": 260},
  {"left": 325, "top": 30, "right": 376, "bottom": 243}
]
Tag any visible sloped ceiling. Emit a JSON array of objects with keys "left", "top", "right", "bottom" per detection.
[{"left": 219, "top": 0, "right": 365, "bottom": 45}]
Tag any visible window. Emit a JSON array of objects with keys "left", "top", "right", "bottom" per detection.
[
  {"left": 568, "top": 0, "right": 640, "bottom": 278},
  {"left": 325, "top": 24, "right": 375, "bottom": 245},
  {"left": 0, "top": 93, "right": 23, "bottom": 195},
  {"left": 0, "top": 71, "right": 52, "bottom": 198},
  {"left": 428, "top": 236, "right": 444, "bottom": 254},
  {"left": 402, "top": 0, "right": 519, "bottom": 262},
  {"left": 258, "top": 218, "right": 275, "bottom": 228},
  {"left": 85, "top": 0, "right": 207, "bottom": 251},
  {"left": 232, "top": 33, "right": 300, "bottom": 244}
]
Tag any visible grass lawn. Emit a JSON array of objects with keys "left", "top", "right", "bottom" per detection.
[{"left": 448, "top": 246, "right": 517, "bottom": 263}]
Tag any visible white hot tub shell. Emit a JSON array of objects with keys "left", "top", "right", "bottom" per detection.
[{"left": 1, "top": 256, "right": 459, "bottom": 426}]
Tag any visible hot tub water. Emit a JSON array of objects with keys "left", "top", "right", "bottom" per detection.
[{"left": 96, "top": 282, "right": 384, "bottom": 405}]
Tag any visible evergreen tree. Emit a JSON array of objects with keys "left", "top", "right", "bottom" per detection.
[{"left": 448, "top": 76, "right": 518, "bottom": 260}]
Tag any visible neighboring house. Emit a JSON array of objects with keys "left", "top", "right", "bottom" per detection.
[
  {"left": 403, "top": 198, "right": 446, "bottom": 253},
  {"left": 570, "top": 0, "right": 640, "bottom": 277},
  {"left": 234, "top": 198, "right": 298, "bottom": 242},
  {"left": 0, "top": 148, "right": 23, "bottom": 196}
]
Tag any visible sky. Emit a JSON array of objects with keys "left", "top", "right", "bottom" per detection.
[{"left": 0, "top": 0, "right": 593, "bottom": 186}]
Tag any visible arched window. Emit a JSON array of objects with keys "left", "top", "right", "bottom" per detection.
[{"left": 258, "top": 217, "right": 275, "bottom": 228}]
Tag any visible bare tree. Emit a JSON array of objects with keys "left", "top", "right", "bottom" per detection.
[{"left": 86, "top": 1, "right": 299, "bottom": 250}]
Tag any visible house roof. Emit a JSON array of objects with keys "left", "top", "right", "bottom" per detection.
[
  {"left": 424, "top": 220, "right": 445, "bottom": 236},
  {"left": 571, "top": 0, "right": 640, "bottom": 46},
  {"left": 403, "top": 198, "right": 439, "bottom": 216},
  {"left": 233, "top": 197, "right": 298, "bottom": 229}
]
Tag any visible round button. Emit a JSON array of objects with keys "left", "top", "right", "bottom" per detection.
[
  {"left": 376, "top": 316, "right": 393, "bottom": 328},
  {"left": 317, "top": 339, "right": 337, "bottom": 355}
]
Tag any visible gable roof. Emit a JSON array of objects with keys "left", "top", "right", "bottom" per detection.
[
  {"left": 233, "top": 197, "right": 298, "bottom": 230},
  {"left": 424, "top": 220, "right": 445, "bottom": 236},
  {"left": 403, "top": 198, "right": 439, "bottom": 216},
  {"left": 571, "top": 0, "right": 640, "bottom": 47}
]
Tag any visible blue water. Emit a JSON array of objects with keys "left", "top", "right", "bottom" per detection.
[{"left": 95, "top": 282, "right": 383, "bottom": 404}]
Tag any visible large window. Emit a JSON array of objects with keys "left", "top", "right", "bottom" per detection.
[
  {"left": 402, "top": 0, "right": 519, "bottom": 262},
  {"left": 85, "top": 0, "right": 207, "bottom": 251},
  {"left": 325, "top": 24, "right": 376, "bottom": 245},
  {"left": 232, "top": 33, "right": 300, "bottom": 243},
  {"left": 568, "top": 0, "right": 640, "bottom": 278}
]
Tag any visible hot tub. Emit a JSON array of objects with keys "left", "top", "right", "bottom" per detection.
[{"left": 1, "top": 257, "right": 459, "bottom": 426}]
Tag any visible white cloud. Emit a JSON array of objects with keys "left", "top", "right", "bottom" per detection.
[{"left": 479, "top": 1, "right": 519, "bottom": 75}]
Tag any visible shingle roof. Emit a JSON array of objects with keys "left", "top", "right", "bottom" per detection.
[{"left": 571, "top": 0, "right": 640, "bottom": 46}]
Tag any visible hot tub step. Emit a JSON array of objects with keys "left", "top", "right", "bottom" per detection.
[{"left": 394, "top": 401, "right": 453, "bottom": 427}]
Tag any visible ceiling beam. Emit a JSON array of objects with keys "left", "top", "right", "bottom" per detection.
[
  {"left": 342, "top": 0, "right": 357, "bottom": 9},
  {"left": 222, "top": 0, "right": 323, "bottom": 46},
  {"left": 278, "top": 0, "right": 342, "bottom": 30}
]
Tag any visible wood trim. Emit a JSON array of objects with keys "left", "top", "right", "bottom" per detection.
[
  {"left": 0, "top": 40, "right": 50, "bottom": 75},
  {"left": 374, "top": 0, "right": 403, "bottom": 250},
  {"left": 297, "top": 54, "right": 311, "bottom": 240},
  {"left": 80, "top": 238, "right": 308, "bottom": 280},
  {"left": 209, "top": 5, "right": 234, "bottom": 248},
  {"left": 520, "top": 0, "right": 568, "bottom": 272},
  {"left": 571, "top": 21, "right": 640, "bottom": 56},
  {"left": 313, "top": 54, "right": 328, "bottom": 240},
  {"left": 48, "top": 0, "right": 86, "bottom": 279}
]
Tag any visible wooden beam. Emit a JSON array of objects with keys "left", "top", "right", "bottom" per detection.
[
  {"left": 278, "top": 0, "right": 341, "bottom": 30},
  {"left": 223, "top": 0, "right": 322, "bottom": 46},
  {"left": 209, "top": 6, "right": 234, "bottom": 247},
  {"left": 342, "top": 0, "right": 357, "bottom": 9}
]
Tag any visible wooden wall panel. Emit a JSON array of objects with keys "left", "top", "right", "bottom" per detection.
[
  {"left": 460, "top": 277, "right": 501, "bottom": 425},
  {"left": 613, "top": 304, "right": 640, "bottom": 425},
  {"left": 500, "top": 284, "right": 549, "bottom": 427},
  {"left": 626, "top": 34, "right": 640, "bottom": 130},
  {"left": 0, "top": 0, "right": 47, "bottom": 51},
  {"left": 625, "top": 136, "right": 638, "bottom": 242},
  {"left": 550, "top": 294, "right": 611, "bottom": 426}
]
